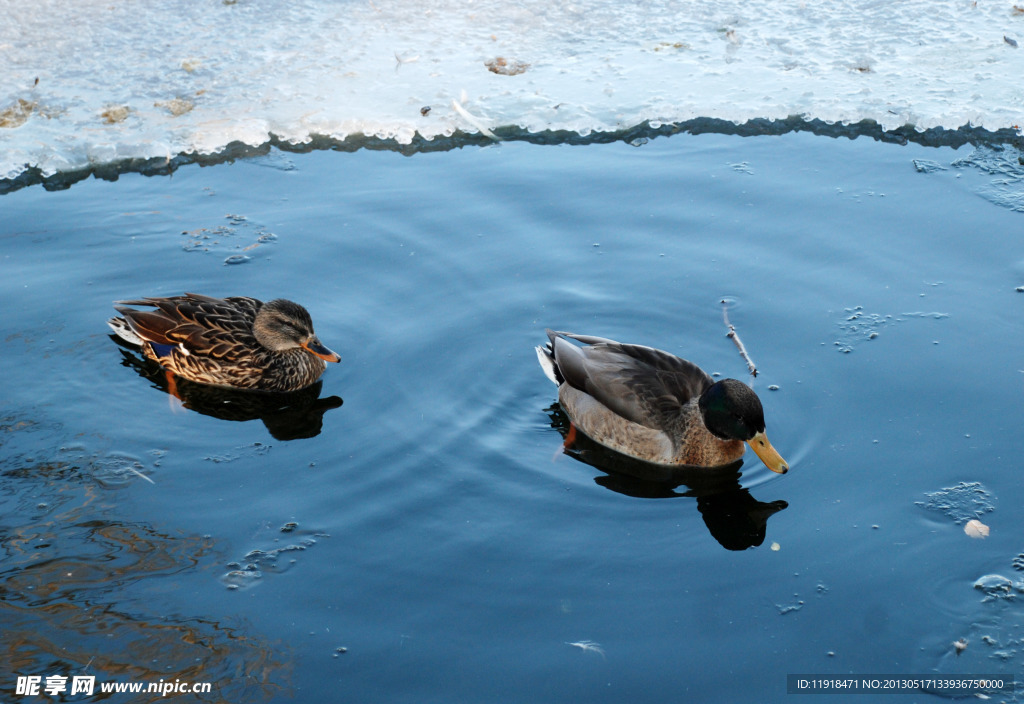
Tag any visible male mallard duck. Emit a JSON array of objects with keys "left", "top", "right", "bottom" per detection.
[
  {"left": 108, "top": 293, "right": 340, "bottom": 392},
  {"left": 536, "top": 330, "right": 788, "bottom": 473}
]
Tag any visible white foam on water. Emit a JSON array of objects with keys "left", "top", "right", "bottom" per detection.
[{"left": 2, "top": 0, "right": 1022, "bottom": 180}]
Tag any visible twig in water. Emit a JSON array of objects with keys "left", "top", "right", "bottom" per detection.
[
  {"left": 126, "top": 464, "right": 156, "bottom": 485},
  {"left": 721, "top": 299, "right": 757, "bottom": 378}
]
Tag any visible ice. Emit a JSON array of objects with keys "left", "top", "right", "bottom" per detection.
[
  {"left": 916, "top": 481, "right": 996, "bottom": 525},
  {"left": 1, "top": 0, "right": 1022, "bottom": 183}
]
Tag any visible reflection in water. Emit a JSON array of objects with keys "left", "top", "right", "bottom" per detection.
[
  {"left": 0, "top": 416, "right": 288, "bottom": 702},
  {"left": 114, "top": 344, "right": 343, "bottom": 440},
  {"left": 545, "top": 405, "right": 788, "bottom": 551}
]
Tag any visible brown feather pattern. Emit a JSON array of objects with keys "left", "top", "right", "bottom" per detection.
[{"left": 110, "top": 294, "right": 334, "bottom": 392}]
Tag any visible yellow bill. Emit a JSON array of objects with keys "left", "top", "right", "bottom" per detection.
[{"left": 747, "top": 431, "right": 789, "bottom": 474}]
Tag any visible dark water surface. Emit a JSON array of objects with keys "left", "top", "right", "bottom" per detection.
[{"left": 2, "top": 133, "right": 1023, "bottom": 703}]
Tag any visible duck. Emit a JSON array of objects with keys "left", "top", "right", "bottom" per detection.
[
  {"left": 108, "top": 293, "right": 340, "bottom": 393},
  {"left": 535, "top": 330, "right": 788, "bottom": 473}
]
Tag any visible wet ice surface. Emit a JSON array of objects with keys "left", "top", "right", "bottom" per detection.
[
  {"left": 220, "top": 522, "right": 328, "bottom": 591},
  {"left": 2, "top": 0, "right": 1024, "bottom": 182},
  {"left": 917, "top": 481, "right": 997, "bottom": 524},
  {"left": 952, "top": 145, "right": 1024, "bottom": 212},
  {"left": 3, "top": 132, "right": 1024, "bottom": 701},
  {"left": 832, "top": 307, "right": 953, "bottom": 354}
]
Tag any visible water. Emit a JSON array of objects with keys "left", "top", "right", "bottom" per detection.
[{"left": 2, "top": 132, "right": 1024, "bottom": 702}]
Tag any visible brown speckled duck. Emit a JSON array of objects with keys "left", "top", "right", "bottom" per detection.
[
  {"left": 108, "top": 293, "right": 340, "bottom": 392},
  {"left": 536, "top": 330, "right": 788, "bottom": 473}
]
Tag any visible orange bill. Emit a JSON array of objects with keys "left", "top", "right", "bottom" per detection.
[
  {"left": 302, "top": 339, "right": 341, "bottom": 363},
  {"left": 746, "top": 431, "right": 789, "bottom": 474}
]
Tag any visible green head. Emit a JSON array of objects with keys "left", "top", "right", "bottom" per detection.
[{"left": 699, "top": 379, "right": 789, "bottom": 474}]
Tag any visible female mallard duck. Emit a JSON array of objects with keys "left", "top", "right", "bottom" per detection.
[
  {"left": 108, "top": 293, "right": 340, "bottom": 392},
  {"left": 536, "top": 330, "right": 788, "bottom": 473}
]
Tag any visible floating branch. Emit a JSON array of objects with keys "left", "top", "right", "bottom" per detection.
[
  {"left": 126, "top": 464, "right": 156, "bottom": 485},
  {"left": 721, "top": 299, "right": 757, "bottom": 378}
]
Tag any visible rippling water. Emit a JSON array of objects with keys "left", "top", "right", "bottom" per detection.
[{"left": 2, "top": 133, "right": 1023, "bottom": 702}]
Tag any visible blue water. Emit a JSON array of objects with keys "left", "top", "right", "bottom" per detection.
[{"left": 2, "top": 133, "right": 1023, "bottom": 703}]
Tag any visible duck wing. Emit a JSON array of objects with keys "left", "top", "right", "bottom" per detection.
[
  {"left": 547, "top": 330, "right": 713, "bottom": 431},
  {"left": 114, "top": 294, "right": 263, "bottom": 358}
]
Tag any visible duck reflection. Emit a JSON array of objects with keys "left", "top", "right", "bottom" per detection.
[
  {"left": 0, "top": 451, "right": 286, "bottom": 701},
  {"left": 545, "top": 404, "right": 788, "bottom": 551},
  {"left": 113, "top": 343, "right": 342, "bottom": 440}
]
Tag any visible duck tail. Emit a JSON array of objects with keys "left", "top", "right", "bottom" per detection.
[
  {"left": 107, "top": 316, "right": 143, "bottom": 346},
  {"left": 535, "top": 333, "right": 564, "bottom": 385}
]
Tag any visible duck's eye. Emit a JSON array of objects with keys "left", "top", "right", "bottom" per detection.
[{"left": 273, "top": 319, "right": 300, "bottom": 336}]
